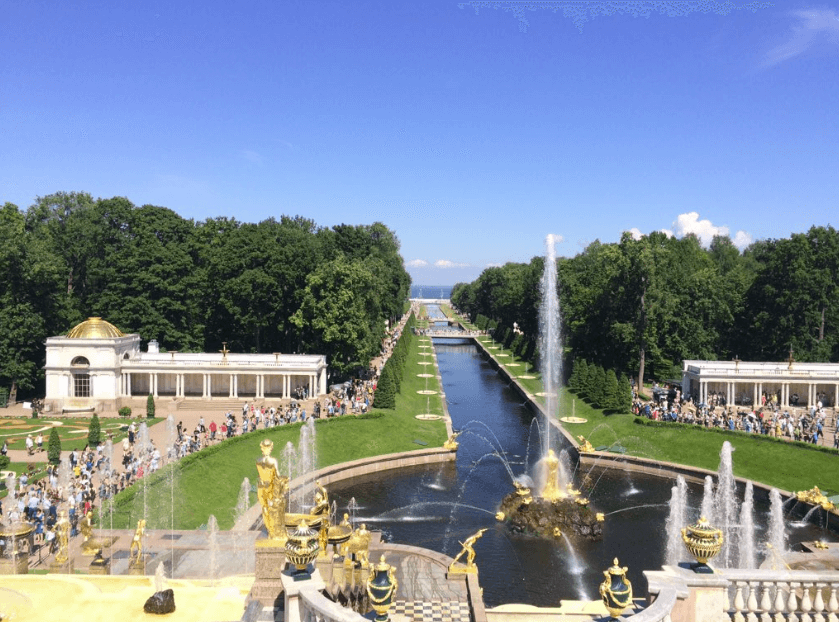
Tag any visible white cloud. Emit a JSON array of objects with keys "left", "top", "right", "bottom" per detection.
[
  {"left": 627, "top": 227, "right": 643, "bottom": 241},
  {"left": 660, "top": 228, "right": 674, "bottom": 239},
  {"left": 732, "top": 230, "right": 754, "bottom": 250},
  {"left": 671, "top": 212, "right": 727, "bottom": 246},
  {"left": 764, "top": 8, "right": 839, "bottom": 67},
  {"left": 406, "top": 259, "right": 428, "bottom": 268},
  {"left": 486, "top": 262, "right": 502, "bottom": 268},
  {"left": 434, "top": 259, "right": 469, "bottom": 268}
]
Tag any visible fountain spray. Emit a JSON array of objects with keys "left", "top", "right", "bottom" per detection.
[{"left": 538, "top": 233, "right": 562, "bottom": 459}]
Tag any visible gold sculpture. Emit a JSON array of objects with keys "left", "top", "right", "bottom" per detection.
[
  {"left": 795, "top": 486, "right": 836, "bottom": 512},
  {"left": 310, "top": 480, "right": 330, "bottom": 557},
  {"left": 256, "top": 439, "right": 290, "bottom": 545},
  {"left": 540, "top": 449, "right": 563, "bottom": 502},
  {"left": 682, "top": 516, "right": 723, "bottom": 572},
  {"left": 342, "top": 523, "right": 372, "bottom": 567},
  {"left": 599, "top": 558, "right": 633, "bottom": 619},
  {"left": 54, "top": 511, "right": 71, "bottom": 565},
  {"left": 495, "top": 511, "right": 505, "bottom": 521},
  {"left": 514, "top": 481, "right": 533, "bottom": 505},
  {"left": 129, "top": 519, "right": 147, "bottom": 564},
  {"left": 80, "top": 511, "right": 102, "bottom": 556},
  {"left": 577, "top": 435, "right": 595, "bottom": 453},
  {"left": 285, "top": 519, "right": 319, "bottom": 573},
  {"left": 443, "top": 431, "right": 461, "bottom": 451},
  {"left": 448, "top": 528, "right": 487, "bottom": 574}
]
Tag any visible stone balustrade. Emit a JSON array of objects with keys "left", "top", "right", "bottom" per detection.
[
  {"left": 625, "top": 567, "right": 839, "bottom": 622},
  {"left": 719, "top": 569, "right": 839, "bottom": 622},
  {"left": 298, "top": 584, "right": 367, "bottom": 622}
]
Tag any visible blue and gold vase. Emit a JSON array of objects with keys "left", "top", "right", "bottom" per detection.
[{"left": 366, "top": 554, "right": 398, "bottom": 622}]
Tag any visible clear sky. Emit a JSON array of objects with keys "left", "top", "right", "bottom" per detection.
[{"left": 2, "top": 1, "right": 837, "bottom": 285}]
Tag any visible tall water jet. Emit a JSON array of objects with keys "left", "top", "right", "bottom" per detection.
[
  {"left": 665, "top": 476, "right": 688, "bottom": 566},
  {"left": 165, "top": 414, "right": 177, "bottom": 464},
  {"left": 767, "top": 488, "right": 787, "bottom": 568},
  {"left": 700, "top": 476, "right": 715, "bottom": 523},
  {"left": 538, "top": 234, "right": 562, "bottom": 457},
  {"left": 207, "top": 514, "right": 219, "bottom": 585},
  {"left": 233, "top": 477, "right": 251, "bottom": 527},
  {"left": 713, "top": 442, "right": 739, "bottom": 568},
  {"left": 738, "top": 481, "right": 756, "bottom": 569}
]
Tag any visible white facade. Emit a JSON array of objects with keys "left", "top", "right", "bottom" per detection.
[
  {"left": 682, "top": 359, "right": 839, "bottom": 409},
  {"left": 44, "top": 318, "right": 328, "bottom": 414}
]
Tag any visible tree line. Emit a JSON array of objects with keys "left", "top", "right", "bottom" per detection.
[
  {"left": 452, "top": 227, "right": 839, "bottom": 388},
  {"left": 1, "top": 191, "right": 411, "bottom": 398}
]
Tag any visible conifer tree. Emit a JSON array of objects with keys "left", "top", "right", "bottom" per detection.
[
  {"left": 604, "top": 369, "right": 619, "bottom": 411},
  {"left": 592, "top": 366, "right": 607, "bottom": 408},
  {"left": 88, "top": 412, "right": 101, "bottom": 446},
  {"left": 617, "top": 374, "right": 633, "bottom": 413},
  {"left": 48, "top": 427, "right": 62, "bottom": 465},
  {"left": 146, "top": 394, "right": 155, "bottom": 418}
]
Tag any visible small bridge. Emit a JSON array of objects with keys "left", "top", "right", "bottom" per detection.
[{"left": 419, "top": 330, "right": 483, "bottom": 339}]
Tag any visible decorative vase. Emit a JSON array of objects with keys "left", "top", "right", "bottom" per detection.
[
  {"left": 599, "top": 558, "right": 633, "bottom": 619},
  {"left": 366, "top": 554, "right": 398, "bottom": 622},
  {"left": 285, "top": 519, "right": 319, "bottom": 576},
  {"left": 681, "top": 516, "right": 723, "bottom": 573}
]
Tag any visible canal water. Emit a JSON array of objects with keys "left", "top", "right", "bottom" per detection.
[{"left": 329, "top": 330, "right": 834, "bottom": 607}]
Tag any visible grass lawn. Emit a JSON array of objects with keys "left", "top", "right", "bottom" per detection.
[
  {"left": 0, "top": 416, "right": 164, "bottom": 452},
  {"left": 108, "top": 321, "right": 449, "bottom": 530},
  {"left": 0, "top": 461, "right": 49, "bottom": 498},
  {"left": 448, "top": 311, "right": 839, "bottom": 497}
]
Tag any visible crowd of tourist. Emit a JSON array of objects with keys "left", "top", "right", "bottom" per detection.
[{"left": 633, "top": 384, "right": 839, "bottom": 449}]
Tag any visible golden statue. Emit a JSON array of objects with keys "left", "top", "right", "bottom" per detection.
[
  {"left": 443, "top": 431, "right": 461, "bottom": 451},
  {"left": 129, "top": 519, "right": 147, "bottom": 564},
  {"left": 577, "top": 435, "right": 595, "bottom": 453},
  {"left": 310, "top": 480, "right": 329, "bottom": 517},
  {"left": 54, "top": 511, "right": 71, "bottom": 564},
  {"left": 256, "top": 439, "right": 289, "bottom": 544},
  {"left": 540, "top": 449, "right": 564, "bottom": 502},
  {"left": 343, "top": 523, "right": 371, "bottom": 567},
  {"left": 796, "top": 486, "right": 836, "bottom": 512},
  {"left": 80, "top": 510, "right": 102, "bottom": 556},
  {"left": 448, "top": 528, "right": 487, "bottom": 574}
]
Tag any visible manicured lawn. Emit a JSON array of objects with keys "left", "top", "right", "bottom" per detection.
[
  {"left": 449, "top": 311, "right": 839, "bottom": 496},
  {"left": 0, "top": 461, "right": 48, "bottom": 498},
  {"left": 0, "top": 416, "right": 164, "bottom": 452},
  {"left": 108, "top": 323, "right": 449, "bottom": 530}
]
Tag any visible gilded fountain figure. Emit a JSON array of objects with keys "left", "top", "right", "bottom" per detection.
[
  {"left": 256, "top": 438, "right": 289, "bottom": 545},
  {"left": 448, "top": 528, "right": 487, "bottom": 574}
]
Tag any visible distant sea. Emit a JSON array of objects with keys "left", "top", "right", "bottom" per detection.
[{"left": 410, "top": 285, "right": 453, "bottom": 299}]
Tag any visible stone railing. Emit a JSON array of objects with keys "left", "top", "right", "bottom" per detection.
[
  {"left": 719, "top": 569, "right": 839, "bottom": 622},
  {"left": 298, "top": 585, "right": 367, "bottom": 622},
  {"left": 630, "top": 566, "right": 839, "bottom": 622}
]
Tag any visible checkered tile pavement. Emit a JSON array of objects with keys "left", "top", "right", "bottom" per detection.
[{"left": 389, "top": 600, "right": 471, "bottom": 622}]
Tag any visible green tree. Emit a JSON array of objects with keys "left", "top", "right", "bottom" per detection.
[
  {"left": 48, "top": 427, "right": 62, "bottom": 465},
  {"left": 88, "top": 413, "right": 102, "bottom": 446},
  {"left": 617, "top": 374, "right": 633, "bottom": 414},
  {"left": 603, "top": 369, "right": 619, "bottom": 411},
  {"left": 373, "top": 365, "right": 396, "bottom": 409},
  {"left": 591, "top": 365, "right": 606, "bottom": 408},
  {"left": 147, "top": 394, "right": 156, "bottom": 417}
]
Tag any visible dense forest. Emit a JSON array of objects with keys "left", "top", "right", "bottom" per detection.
[
  {"left": 452, "top": 227, "right": 839, "bottom": 386},
  {"left": 0, "top": 192, "right": 411, "bottom": 398}
]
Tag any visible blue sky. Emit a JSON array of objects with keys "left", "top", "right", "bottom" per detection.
[{"left": 2, "top": 1, "right": 837, "bottom": 285}]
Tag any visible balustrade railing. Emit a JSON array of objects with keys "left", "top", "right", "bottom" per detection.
[
  {"left": 298, "top": 585, "right": 367, "bottom": 622},
  {"left": 721, "top": 570, "right": 839, "bottom": 622}
]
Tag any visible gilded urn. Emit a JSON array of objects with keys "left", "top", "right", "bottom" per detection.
[
  {"left": 285, "top": 519, "right": 320, "bottom": 575},
  {"left": 366, "top": 554, "right": 398, "bottom": 622},
  {"left": 599, "top": 558, "right": 633, "bottom": 619},
  {"left": 681, "top": 516, "right": 723, "bottom": 572}
]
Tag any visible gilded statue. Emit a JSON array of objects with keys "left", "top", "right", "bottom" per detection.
[
  {"left": 54, "top": 511, "right": 71, "bottom": 564},
  {"left": 443, "top": 431, "right": 461, "bottom": 451},
  {"left": 342, "top": 523, "right": 371, "bottom": 567},
  {"left": 256, "top": 439, "right": 289, "bottom": 543},
  {"left": 310, "top": 479, "right": 329, "bottom": 516},
  {"left": 130, "top": 519, "right": 147, "bottom": 564},
  {"left": 80, "top": 510, "right": 101, "bottom": 555},
  {"left": 448, "top": 528, "right": 487, "bottom": 574},
  {"left": 540, "top": 449, "right": 563, "bottom": 502}
]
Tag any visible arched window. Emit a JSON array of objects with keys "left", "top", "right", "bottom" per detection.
[
  {"left": 71, "top": 356, "right": 90, "bottom": 367},
  {"left": 123, "top": 352, "right": 130, "bottom": 360}
]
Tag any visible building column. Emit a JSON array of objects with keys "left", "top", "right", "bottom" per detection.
[
  {"left": 783, "top": 383, "right": 789, "bottom": 408},
  {"left": 207, "top": 374, "right": 212, "bottom": 398},
  {"left": 202, "top": 374, "right": 207, "bottom": 399},
  {"left": 758, "top": 382, "right": 763, "bottom": 406},
  {"left": 283, "top": 374, "right": 288, "bottom": 399},
  {"left": 127, "top": 373, "right": 132, "bottom": 398},
  {"left": 753, "top": 383, "right": 758, "bottom": 409},
  {"left": 258, "top": 374, "right": 265, "bottom": 399},
  {"left": 229, "top": 374, "right": 235, "bottom": 398},
  {"left": 308, "top": 374, "right": 314, "bottom": 398},
  {"left": 178, "top": 374, "right": 184, "bottom": 398},
  {"left": 233, "top": 375, "right": 238, "bottom": 399},
  {"left": 320, "top": 368, "right": 327, "bottom": 396}
]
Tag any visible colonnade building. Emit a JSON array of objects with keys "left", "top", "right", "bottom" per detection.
[
  {"left": 44, "top": 317, "right": 328, "bottom": 414},
  {"left": 681, "top": 359, "right": 839, "bottom": 409}
]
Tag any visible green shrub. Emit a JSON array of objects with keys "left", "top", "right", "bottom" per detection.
[
  {"left": 146, "top": 394, "right": 155, "bottom": 418},
  {"left": 0, "top": 454, "right": 9, "bottom": 470},
  {"left": 88, "top": 413, "right": 102, "bottom": 447},
  {"left": 48, "top": 428, "right": 62, "bottom": 465},
  {"left": 119, "top": 406, "right": 132, "bottom": 418}
]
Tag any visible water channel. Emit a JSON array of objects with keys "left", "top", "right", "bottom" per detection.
[{"left": 329, "top": 307, "right": 834, "bottom": 607}]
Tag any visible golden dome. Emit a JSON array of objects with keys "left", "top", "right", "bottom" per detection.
[{"left": 66, "top": 317, "right": 125, "bottom": 339}]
